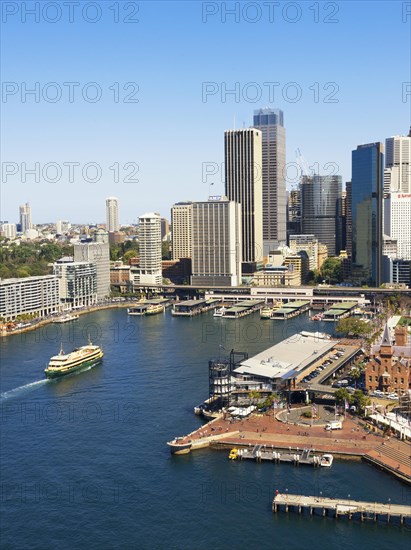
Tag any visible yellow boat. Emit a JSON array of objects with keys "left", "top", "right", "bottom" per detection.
[{"left": 228, "top": 448, "right": 239, "bottom": 460}]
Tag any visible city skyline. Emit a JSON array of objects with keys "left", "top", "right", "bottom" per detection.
[{"left": 2, "top": 1, "right": 409, "bottom": 223}]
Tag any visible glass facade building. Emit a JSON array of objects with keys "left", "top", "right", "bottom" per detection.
[
  {"left": 301, "top": 175, "right": 342, "bottom": 256},
  {"left": 253, "top": 108, "right": 286, "bottom": 253},
  {"left": 351, "top": 143, "right": 384, "bottom": 286}
]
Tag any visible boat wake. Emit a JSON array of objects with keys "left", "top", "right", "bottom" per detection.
[{"left": 0, "top": 379, "right": 49, "bottom": 402}]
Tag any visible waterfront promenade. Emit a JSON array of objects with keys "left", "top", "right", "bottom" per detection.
[{"left": 170, "top": 411, "right": 411, "bottom": 484}]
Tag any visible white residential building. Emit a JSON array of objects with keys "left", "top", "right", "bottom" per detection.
[
  {"left": 1, "top": 223, "right": 17, "bottom": 239},
  {"left": 53, "top": 257, "right": 97, "bottom": 308},
  {"left": 19, "top": 203, "right": 32, "bottom": 233},
  {"left": 106, "top": 197, "right": 120, "bottom": 232},
  {"left": 0, "top": 275, "right": 60, "bottom": 321},
  {"left": 384, "top": 192, "right": 411, "bottom": 260},
  {"left": 132, "top": 213, "right": 162, "bottom": 286},
  {"left": 73, "top": 241, "right": 110, "bottom": 300}
]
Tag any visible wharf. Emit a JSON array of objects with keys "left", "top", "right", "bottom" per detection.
[
  {"left": 234, "top": 445, "right": 323, "bottom": 466},
  {"left": 271, "top": 300, "right": 311, "bottom": 320},
  {"left": 171, "top": 298, "right": 221, "bottom": 316},
  {"left": 322, "top": 301, "right": 358, "bottom": 321},
  {"left": 272, "top": 493, "right": 411, "bottom": 524},
  {"left": 219, "top": 300, "right": 264, "bottom": 319}
]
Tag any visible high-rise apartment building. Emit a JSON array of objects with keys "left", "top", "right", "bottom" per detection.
[
  {"left": 224, "top": 128, "right": 263, "bottom": 265},
  {"left": 133, "top": 213, "right": 162, "bottom": 286},
  {"left": 301, "top": 175, "right": 342, "bottom": 256},
  {"left": 54, "top": 257, "right": 97, "bottom": 308},
  {"left": 253, "top": 108, "right": 286, "bottom": 252},
  {"left": 1, "top": 223, "right": 17, "bottom": 239},
  {"left": 384, "top": 193, "right": 411, "bottom": 260},
  {"left": 19, "top": 203, "right": 32, "bottom": 233},
  {"left": 191, "top": 197, "right": 242, "bottom": 287},
  {"left": 73, "top": 241, "right": 110, "bottom": 300},
  {"left": 171, "top": 202, "right": 192, "bottom": 260},
  {"left": 106, "top": 197, "right": 120, "bottom": 233},
  {"left": 351, "top": 142, "right": 384, "bottom": 286}
]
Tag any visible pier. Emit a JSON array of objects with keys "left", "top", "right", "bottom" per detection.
[
  {"left": 321, "top": 301, "right": 357, "bottom": 321},
  {"left": 271, "top": 300, "right": 311, "bottom": 320},
  {"left": 218, "top": 300, "right": 264, "bottom": 319},
  {"left": 171, "top": 298, "right": 221, "bottom": 316},
  {"left": 272, "top": 493, "right": 411, "bottom": 524},
  {"left": 234, "top": 445, "right": 323, "bottom": 466}
]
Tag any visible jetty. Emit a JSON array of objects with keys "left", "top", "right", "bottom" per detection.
[
  {"left": 217, "top": 300, "right": 264, "bottom": 319},
  {"left": 271, "top": 300, "right": 311, "bottom": 320},
  {"left": 233, "top": 445, "right": 324, "bottom": 466},
  {"left": 321, "top": 301, "right": 357, "bottom": 321},
  {"left": 272, "top": 493, "right": 411, "bottom": 525},
  {"left": 171, "top": 298, "right": 221, "bottom": 316}
]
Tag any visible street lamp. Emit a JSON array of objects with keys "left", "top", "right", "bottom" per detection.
[
  {"left": 320, "top": 491, "right": 322, "bottom": 501},
  {"left": 348, "top": 494, "right": 351, "bottom": 506},
  {"left": 286, "top": 488, "right": 288, "bottom": 501}
]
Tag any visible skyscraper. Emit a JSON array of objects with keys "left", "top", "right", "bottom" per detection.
[
  {"left": 224, "top": 128, "right": 263, "bottom": 265},
  {"left": 301, "top": 175, "right": 342, "bottom": 256},
  {"left": 385, "top": 134, "right": 411, "bottom": 193},
  {"left": 351, "top": 142, "right": 384, "bottom": 286},
  {"left": 106, "top": 197, "right": 120, "bottom": 232},
  {"left": 191, "top": 197, "right": 242, "bottom": 287},
  {"left": 171, "top": 202, "right": 192, "bottom": 260},
  {"left": 252, "top": 108, "right": 286, "bottom": 252},
  {"left": 19, "top": 203, "right": 32, "bottom": 233},
  {"left": 135, "top": 212, "right": 162, "bottom": 285}
]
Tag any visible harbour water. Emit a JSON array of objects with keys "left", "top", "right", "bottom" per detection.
[{"left": 1, "top": 309, "right": 410, "bottom": 549}]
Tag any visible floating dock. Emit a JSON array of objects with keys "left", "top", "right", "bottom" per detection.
[
  {"left": 271, "top": 300, "right": 311, "bottom": 320},
  {"left": 234, "top": 445, "right": 324, "bottom": 466},
  {"left": 217, "top": 300, "right": 264, "bottom": 319},
  {"left": 272, "top": 493, "right": 411, "bottom": 525},
  {"left": 171, "top": 298, "right": 221, "bottom": 316},
  {"left": 322, "top": 301, "right": 358, "bottom": 321}
]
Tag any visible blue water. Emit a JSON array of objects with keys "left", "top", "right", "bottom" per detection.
[{"left": 1, "top": 310, "right": 410, "bottom": 549}]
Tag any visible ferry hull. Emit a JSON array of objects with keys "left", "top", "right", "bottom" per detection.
[{"left": 45, "top": 354, "right": 103, "bottom": 379}]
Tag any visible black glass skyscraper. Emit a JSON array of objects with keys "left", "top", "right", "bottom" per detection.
[{"left": 351, "top": 143, "right": 384, "bottom": 286}]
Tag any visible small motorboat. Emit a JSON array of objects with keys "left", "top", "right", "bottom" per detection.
[
  {"left": 320, "top": 453, "right": 334, "bottom": 467},
  {"left": 228, "top": 448, "right": 239, "bottom": 460}
]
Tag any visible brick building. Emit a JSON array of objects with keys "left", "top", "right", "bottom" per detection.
[{"left": 366, "top": 324, "right": 410, "bottom": 395}]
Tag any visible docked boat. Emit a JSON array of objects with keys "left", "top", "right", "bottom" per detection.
[
  {"left": 320, "top": 453, "right": 334, "bottom": 467},
  {"left": 167, "top": 437, "right": 192, "bottom": 455},
  {"left": 213, "top": 306, "right": 227, "bottom": 317},
  {"left": 53, "top": 314, "right": 79, "bottom": 323},
  {"left": 260, "top": 301, "right": 283, "bottom": 319},
  {"left": 228, "top": 448, "right": 239, "bottom": 460},
  {"left": 311, "top": 312, "right": 325, "bottom": 321},
  {"left": 127, "top": 304, "right": 148, "bottom": 315},
  {"left": 146, "top": 303, "right": 165, "bottom": 315},
  {"left": 44, "top": 341, "right": 103, "bottom": 378}
]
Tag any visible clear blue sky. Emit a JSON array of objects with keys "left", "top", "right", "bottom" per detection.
[{"left": 1, "top": 0, "right": 410, "bottom": 225}]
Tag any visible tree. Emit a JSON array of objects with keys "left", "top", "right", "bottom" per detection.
[
  {"left": 334, "top": 388, "right": 351, "bottom": 405},
  {"left": 122, "top": 250, "right": 138, "bottom": 265},
  {"left": 351, "top": 390, "right": 370, "bottom": 415},
  {"left": 336, "top": 317, "right": 373, "bottom": 337},
  {"left": 320, "top": 257, "right": 342, "bottom": 284}
]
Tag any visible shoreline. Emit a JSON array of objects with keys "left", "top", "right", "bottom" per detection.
[{"left": 0, "top": 301, "right": 137, "bottom": 338}]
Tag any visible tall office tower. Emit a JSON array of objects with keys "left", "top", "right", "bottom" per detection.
[
  {"left": 106, "top": 197, "right": 120, "bottom": 232},
  {"left": 384, "top": 193, "right": 411, "bottom": 260},
  {"left": 252, "top": 108, "right": 286, "bottom": 252},
  {"left": 286, "top": 187, "right": 301, "bottom": 241},
  {"left": 301, "top": 175, "right": 342, "bottom": 256},
  {"left": 191, "top": 197, "right": 242, "bottom": 287},
  {"left": 385, "top": 134, "right": 411, "bottom": 193},
  {"left": 19, "top": 203, "right": 32, "bottom": 233},
  {"left": 171, "top": 202, "right": 192, "bottom": 260},
  {"left": 224, "top": 127, "right": 263, "bottom": 266},
  {"left": 73, "top": 241, "right": 110, "bottom": 300},
  {"left": 136, "top": 212, "right": 162, "bottom": 285},
  {"left": 351, "top": 142, "right": 384, "bottom": 286}
]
